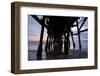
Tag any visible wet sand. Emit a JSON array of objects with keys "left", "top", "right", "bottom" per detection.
[{"left": 28, "top": 49, "right": 88, "bottom": 61}]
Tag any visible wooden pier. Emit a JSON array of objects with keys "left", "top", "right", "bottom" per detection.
[{"left": 31, "top": 15, "right": 88, "bottom": 60}]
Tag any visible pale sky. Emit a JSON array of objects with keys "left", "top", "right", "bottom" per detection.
[
  {"left": 28, "top": 15, "right": 47, "bottom": 41},
  {"left": 28, "top": 15, "right": 88, "bottom": 41}
]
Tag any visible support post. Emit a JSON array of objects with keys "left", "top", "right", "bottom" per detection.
[
  {"left": 64, "top": 33, "right": 69, "bottom": 55},
  {"left": 76, "top": 20, "right": 82, "bottom": 50},
  {"left": 37, "top": 18, "right": 45, "bottom": 60}
]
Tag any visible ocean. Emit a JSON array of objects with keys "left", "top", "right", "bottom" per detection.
[
  {"left": 28, "top": 40, "right": 88, "bottom": 51},
  {"left": 28, "top": 40, "right": 88, "bottom": 60}
]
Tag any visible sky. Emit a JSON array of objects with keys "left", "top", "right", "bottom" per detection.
[
  {"left": 28, "top": 15, "right": 47, "bottom": 41},
  {"left": 28, "top": 15, "right": 88, "bottom": 41}
]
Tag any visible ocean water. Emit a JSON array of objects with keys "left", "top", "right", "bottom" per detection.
[{"left": 28, "top": 40, "right": 88, "bottom": 51}]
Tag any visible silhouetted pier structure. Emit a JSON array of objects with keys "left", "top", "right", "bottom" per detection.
[{"left": 31, "top": 15, "right": 87, "bottom": 60}]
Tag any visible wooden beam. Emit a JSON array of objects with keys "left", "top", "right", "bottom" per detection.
[
  {"left": 71, "top": 32, "right": 75, "bottom": 49},
  {"left": 31, "top": 15, "right": 48, "bottom": 29},
  {"left": 79, "top": 18, "right": 87, "bottom": 30},
  {"left": 31, "top": 15, "right": 42, "bottom": 25},
  {"left": 76, "top": 20, "right": 82, "bottom": 50},
  {"left": 73, "top": 29, "right": 88, "bottom": 35},
  {"left": 36, "top": 17, "right": 45, "bottom": 60}
]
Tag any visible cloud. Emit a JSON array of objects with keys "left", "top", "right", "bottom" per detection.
[{"left": 28, "top": 33, "right": 47, "bottom": 41}]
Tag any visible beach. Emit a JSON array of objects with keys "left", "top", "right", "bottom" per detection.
[{"left": 28, "top": 40, "right": 88, "bottom": 60}]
